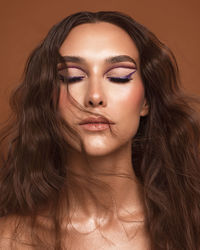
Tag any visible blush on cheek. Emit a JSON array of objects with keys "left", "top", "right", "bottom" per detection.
[{"left": 124, "top": 85, "right": 145, "bottom": 115}]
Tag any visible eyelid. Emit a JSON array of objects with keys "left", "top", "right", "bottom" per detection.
[
  {"left": 104, "top": 66, "right": 137, "bottom": 76},
  {"left": 106, "top": 69, "right": 137, "bottom": 78},
  {"left": 58, "top": 65, "right": 137, "bottom": 81},
  {"left": 58, "top": 71, "right": 136, "bottom": 84},
  {"left": 107, "top": 69, "right": 136, "bottom": 80},
  {"left": 61, "top": 65, "right": 88, "bottom": 74},
  {"left": 57, "top": 65, "right": 88, "bottom": 77},
  {"left": 125, "top": 70, "right": 137, "bottom": 78},
  {"left": 58, "top": 65, "right": 136, "bottom": 73}
]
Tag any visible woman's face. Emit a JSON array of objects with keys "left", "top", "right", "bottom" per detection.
[{"left": 58, "top": 22, "right": 148, "bottom": 156}]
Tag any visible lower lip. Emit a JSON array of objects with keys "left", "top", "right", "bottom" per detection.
[{"left": 80, "top": 123, "right": 111, "bottom": 131}]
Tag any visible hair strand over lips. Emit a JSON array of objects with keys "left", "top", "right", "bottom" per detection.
[{"left": 0, "top": 11, "right": 200, "bottom": 250}]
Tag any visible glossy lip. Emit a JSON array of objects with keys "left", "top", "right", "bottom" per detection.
[
  {"left": 79, "top": 116, "right": 115, "bottom": 132},
  {"left": 80, "top": 123, "right": 111, "bottom": 131},
  {"left": 79, "top": 116, "right": 115, "bottom": 125}
]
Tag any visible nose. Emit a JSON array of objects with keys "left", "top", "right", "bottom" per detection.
[{"left": 84, "top": 78, "right": 107, "bottom": 108}]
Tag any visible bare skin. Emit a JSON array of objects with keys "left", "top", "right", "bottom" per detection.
[
  {"left": 0, "top": 22, "right": 150, "bottom": 249},
  {"left": 58, "top": 22, "right": 150, "bottom": 249}
]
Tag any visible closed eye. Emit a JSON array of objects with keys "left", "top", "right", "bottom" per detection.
[
  {"left": 107, "top": 77, "right": 132, "bottom": 83},
  {"left": 107, "top": 70, "right": 136, "bottom": 83},
  {"left": 58, "top": 70, "right": 137, "bottom": 84},
  {"left": 59, "top": 75, "right": 132, "bottom": 83},
  {"left": 58, "top": 75, "right": 84, "bottom": 83}
]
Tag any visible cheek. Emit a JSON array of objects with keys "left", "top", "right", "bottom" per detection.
[
  {"left": 58, "top": 83, "right": 85, "bottom": 114},
  {"left": 58, "top": 81, "right": 145, "bottom": 125},
  {"left": 109, "top": 82, "right": 145, "bottom": 118},
  {"left": 125, "top": 86, "right": 145, "bottom": 114},
  {"left": 58, "top": 84, "right": 74, "bottom": 117},
  {"left": 109, "top": 82, "right": 145, "bottom": 139}
]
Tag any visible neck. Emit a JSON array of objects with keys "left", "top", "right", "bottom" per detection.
[{"left": 65, "top": 141, "right": 145, "bottom": 223}]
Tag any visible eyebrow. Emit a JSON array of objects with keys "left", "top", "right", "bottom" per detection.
[{"left": 62, "top": 55, "right": 137, "bottom": 66}]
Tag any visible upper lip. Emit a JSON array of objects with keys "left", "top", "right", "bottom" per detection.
[{"left": 79, "top": 116, "right": 115, "bottom": 125}]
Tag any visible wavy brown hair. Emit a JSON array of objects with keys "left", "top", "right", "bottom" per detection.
[{"left": 0, "top": 11, "right": 200, "bottom": 250}]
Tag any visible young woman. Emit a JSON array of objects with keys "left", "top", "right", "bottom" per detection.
[{"left": 0, "top": 11, "right": 199, "bottom": 250}]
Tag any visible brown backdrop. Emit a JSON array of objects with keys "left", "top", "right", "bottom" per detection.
[{"left": 0, "top": 0, "right": 199, "bottom": 122}]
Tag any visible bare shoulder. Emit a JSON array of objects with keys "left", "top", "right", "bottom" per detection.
[
  {"left": 0, "top": 215, "right": 16, "bottom": 249},
  {"left": 0, "top": 215, "right": 33, "bottom": 250},
  {"left": 0, "top": 215, "right": 17, "bottom": 236},
  {"left": 0, "top": 215, "right": 55, "bottom": 249}
]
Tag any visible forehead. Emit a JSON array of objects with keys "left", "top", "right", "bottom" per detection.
[{"left": 59, "top": 22, "right": 139, "bottom": 62}]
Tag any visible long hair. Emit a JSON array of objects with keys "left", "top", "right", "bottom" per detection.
[{"left": 0, "top": 11, "right": 200, "bottom": 250}]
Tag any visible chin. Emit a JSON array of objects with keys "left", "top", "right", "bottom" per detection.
[
  {"left": 81, "top": 140, "right": 117, "bottom": 157},
  {"left": 82, "top": 147, "right": 115, "bottom": 157}
]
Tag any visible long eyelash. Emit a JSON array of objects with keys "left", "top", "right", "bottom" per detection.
[
  {"left": 107, "top": 77, "right": 132, "bottom": 83},
  {"left": 58, "top": 70, "right": 137, "bottom": 83},
  {"left": 59, "top": 76, "right": 132, "bottom": 83},
  {"left": 107, "top": 70, "right": 136, "bottom": 83},
  {"left": 58, "top": 75, "right": 84, "bottom": 83}
]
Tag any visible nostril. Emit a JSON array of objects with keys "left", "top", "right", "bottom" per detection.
[
  {"left": 89, "top": 101, "right": 93, "bottom": 105},
  {"left": 88, "top": 100, "right": 103, "bottom": 105},
  {"left": 88, "top": 99, "right": 104, "bottom": 106}
]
